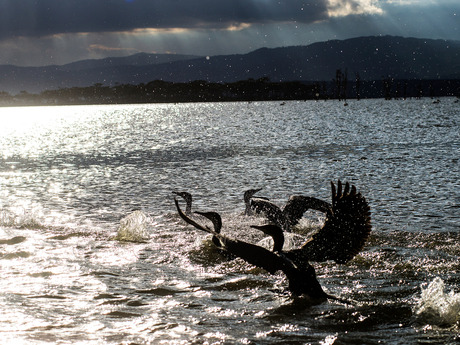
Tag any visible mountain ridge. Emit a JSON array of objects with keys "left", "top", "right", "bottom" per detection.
[
  {"left": 1, "top": 35, "right": 459, "bottom": 94},
  {"left": 57, "top": 52, "right": 202, "bottom": 71}
]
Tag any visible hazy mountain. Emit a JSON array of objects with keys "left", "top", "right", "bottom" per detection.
[
  {"left": 58, "top": 53, "right": 202, "bottom": 71},
  {"left": 1, "top": 36, "right": 459, "bottom": 94}
]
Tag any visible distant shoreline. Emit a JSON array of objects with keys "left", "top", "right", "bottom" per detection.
[{"left": 1, "top": 78, "right": 459, "bottom": 107}]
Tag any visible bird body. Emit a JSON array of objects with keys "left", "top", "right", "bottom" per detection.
[
  {"left": 175, "top": 180, "right": 372, "bottom": 299},
  {"left": 175, "top": 199, "right": 329, "bottom": 299}
]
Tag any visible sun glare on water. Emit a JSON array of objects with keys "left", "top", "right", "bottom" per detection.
[{"left": 0, "top": 106, "right": 64, "bottom": 134}]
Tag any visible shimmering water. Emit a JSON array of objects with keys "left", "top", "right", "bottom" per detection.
[{"left": 0, "top": 99, "right": 459, "bottom": 344}]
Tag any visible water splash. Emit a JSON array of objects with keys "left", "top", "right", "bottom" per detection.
[
  {"left": 320, "top": 334, "right": 338, "bottom": 345},
  {"left": 257, "top": 233, "right": 306, "bottom": 251},
  {"left": 113, "top": 210, "right": 150, "bottom": 242},
  {"left": 0, "top": 209, "right": 45, "bottom": 229},
  {"left": 414, "top": 277, "right": 460, "bottom": 326}
]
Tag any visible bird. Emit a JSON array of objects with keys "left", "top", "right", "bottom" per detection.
[
  {"left": 175, "top": 180, "right": 372, "bottom": 299},
  {"left": 243, "top": 188, "right": 263, "bottom": 216},
  {"left": 283, "top": 181, "right": 371, "bottom": 265},
  {"left": 172, "top": 194, "right": 234, "bottom": 259},
  {"left": 172, "top": 191, "right": 193, "bottom": 216},
  {"left": 175, "top": 200, "right": 330, "bottom": 299},
  {"left": 194, "top": 210, "right": 223, "bottom": 248},
  {"left": 250, "top": 194, "right": 332, "bottom": 232}
]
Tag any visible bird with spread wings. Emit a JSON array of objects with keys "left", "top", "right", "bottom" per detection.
[{"left": 174, "top": 180, "right": 371, "bottom": 299}]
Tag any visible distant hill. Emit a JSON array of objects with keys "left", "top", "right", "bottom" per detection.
[
  {"left": 1, "top": 36, "right": 459, "bottom": 94},
  {"left": 58, "top": 52, "right": 202, "bottom": 71}
]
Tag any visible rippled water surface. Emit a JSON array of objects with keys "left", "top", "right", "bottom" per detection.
[{"left": 1, "top": 99, "right": 459, "bottom": 344}]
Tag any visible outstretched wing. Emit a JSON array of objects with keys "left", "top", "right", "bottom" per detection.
[
  {"left": 250, "top": 197, "right": 286, "bottom": 228},
  {"left": 286, "top": 180, "right": 371, "bottom": 264},
  {"left": 283, "top": 195, "right": 332, "bottom": 228}
]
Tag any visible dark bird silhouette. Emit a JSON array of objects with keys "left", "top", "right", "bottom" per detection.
[
  {"left": 243, "top": 188, "right": 263, "bottom": 216},
  {"left": 174, "top": 180, "right": 371, "bottom": 299},
  {"left": 283, "top": 181, "right": 371, "bottom": 265},
  {"left": 171, "top": 195, "right": 235, "bottom": 259},
  {"left": 250, "top": 194, "right": 332, "bottom": 232},
  {"left": 193, "top": 210, "right": 239, "bottom": 261},
  {"left": 176, "top": 201, "right": 329, "bottom": 298},
  {"left": 172, "top": 191, "right": 193, "bottom": 216}
]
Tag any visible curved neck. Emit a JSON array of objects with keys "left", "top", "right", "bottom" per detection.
[
  {"left": 251, "top": 225, "right": 284, "bottom": 252},
  {"left": 195, "top": 212, "right": 222, "bottom": 234},
  {"left": 272, "top": 231, "right": 285, "bottom": 252},
  {"left": 185, "top": 200, "right": 192, "bottom": 215},
  {"left": 244, "top": 203, "right": 252, "bottom": 216},
  {"left": 211, "top": 215, "right": 222, "bottom": 234}
]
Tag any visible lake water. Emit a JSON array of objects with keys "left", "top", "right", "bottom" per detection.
[{"left": 0, "top": 99, "right": 459, "bottom": 344}]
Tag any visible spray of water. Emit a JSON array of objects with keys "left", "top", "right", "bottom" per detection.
[
  {"left": 113, "top": 210, "right": 151, "bottom": 242},
  {"left": 257, "top": 232, "right": 306, "bottom": 251},
  {"left": 0, "top": 209, "right": 45, "bottom": 229},
  {"left": 414, "top": 277, "right": 460, "bottom": 326}
]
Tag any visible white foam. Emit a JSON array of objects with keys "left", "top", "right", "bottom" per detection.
[
  {"left": 0, "top": 209, "right": 44, "bottom": 229},
  {"left": 414, "top": 277, "right": 460, "bottom": 326},
  {"left": 114, "top": 210, "right": 150, "bottom": 242}
]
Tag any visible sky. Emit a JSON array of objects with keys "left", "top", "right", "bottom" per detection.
[{"left": 0, "top": 0, "right": 459, "bottom": 66}]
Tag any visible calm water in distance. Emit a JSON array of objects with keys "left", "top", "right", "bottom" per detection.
[{"left": 0, "top": 99, "right": 459, "bottom": 344}]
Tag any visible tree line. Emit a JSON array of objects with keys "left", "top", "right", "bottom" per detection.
[
  {"left": 0, "top": 78, "right": 318, "bottom": 106},
  {"left": 1, "top": 74, "right": 459, "bottom": 106}
]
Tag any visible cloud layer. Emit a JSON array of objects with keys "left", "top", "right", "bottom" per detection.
[
  {"left": 0, "top": 0, "right": 458, "bottom": 66},
  {"left": 0, "top": 0, "right": 330, "bottom": 39}
]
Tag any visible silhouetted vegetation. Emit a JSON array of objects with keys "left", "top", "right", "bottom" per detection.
[
  {"left": 332, "top": 69, "right": 349, "bottom": 101},
  {"left": 1, "top": 77, "right": 459, "bottom": 107},
  {"left": 0, "top": 78, "right": 319, "bottom": 106}
]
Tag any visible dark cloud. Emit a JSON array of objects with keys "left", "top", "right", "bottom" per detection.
[
  {"left": 0, "top": 0, "right": 329, "bottom": 39},
  {"left": 1, "top": 0, "right": 459, "bottom": 66}
]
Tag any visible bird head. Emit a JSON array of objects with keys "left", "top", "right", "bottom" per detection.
[
  {"left": 172, "top": 191, "right": 192, "bottom": 203},
  {"left": 194, "top": 211, "right": 222, "bottom": 234},
  {"left": 243, "top": 188, "right": 262, "bottom": 203},
  {"left": 250, "top": 224, "right": 284, "bottom": 252}
]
